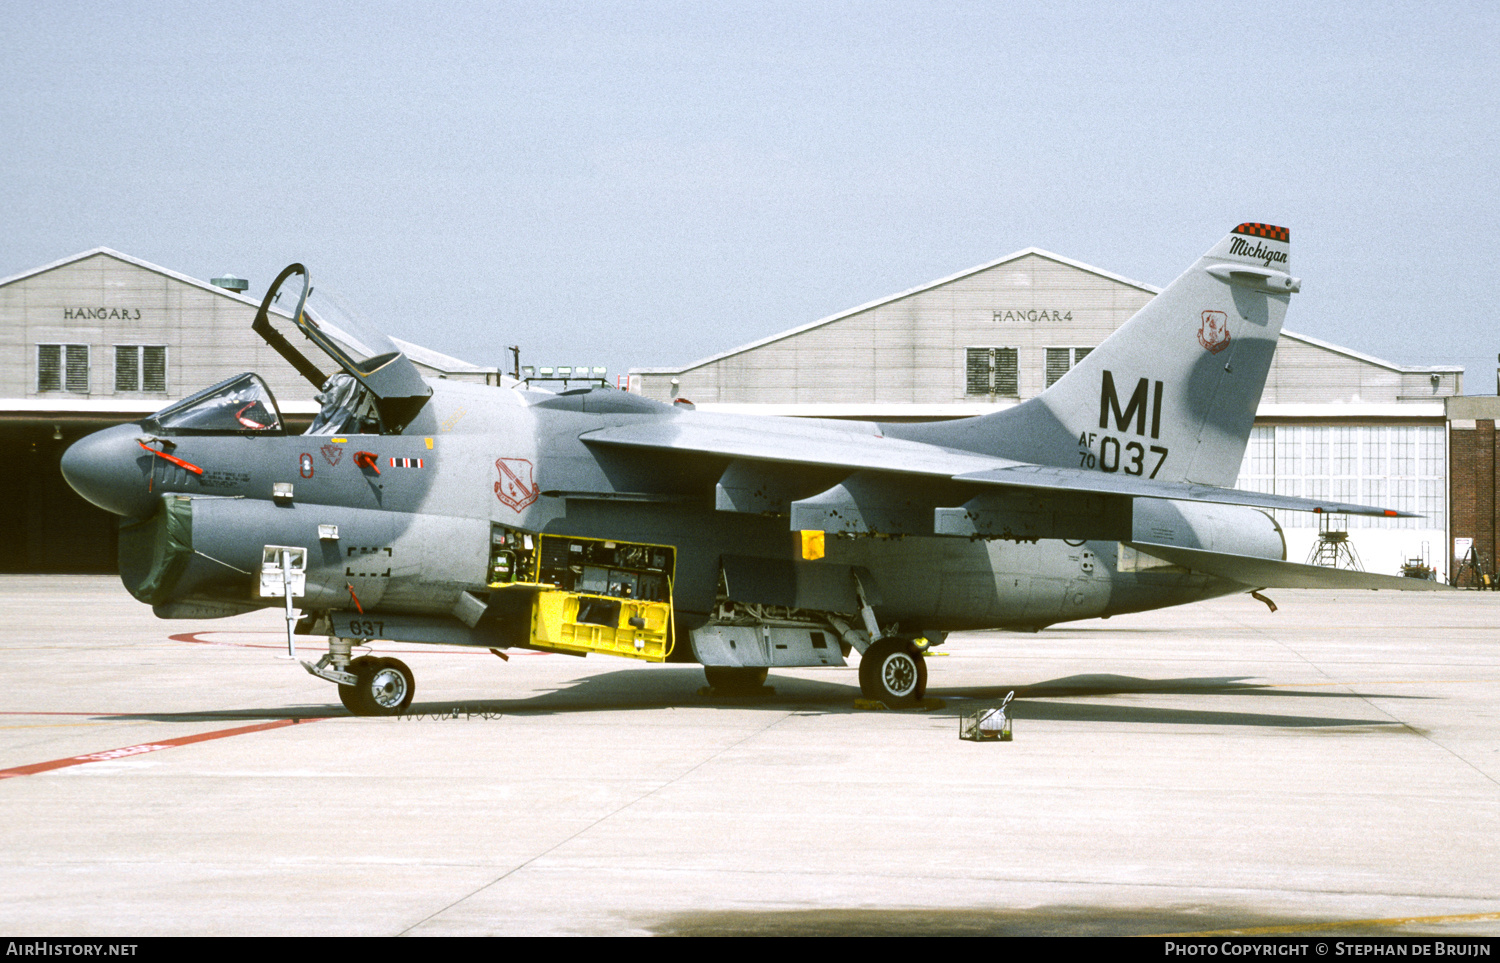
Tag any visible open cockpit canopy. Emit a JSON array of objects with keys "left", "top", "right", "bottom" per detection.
[{"left": 251, "top": 263, "right": 432, "bottom": 433}]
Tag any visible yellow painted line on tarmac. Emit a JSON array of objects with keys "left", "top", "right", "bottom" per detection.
[{"left": 1144, "top": 910, "right": 1500, "bottom": 937}]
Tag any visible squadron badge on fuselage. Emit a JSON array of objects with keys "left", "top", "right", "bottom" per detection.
[{"left": 494, "top": 457, "right": 539, "bottom": 511}]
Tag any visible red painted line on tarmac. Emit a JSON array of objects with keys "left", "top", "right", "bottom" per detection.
[
  {"left": 170, "top": 631, "right": 312, "bottom": 649},
  {"left": 0, "top": 717, "right": 319, "bottom": 779}
]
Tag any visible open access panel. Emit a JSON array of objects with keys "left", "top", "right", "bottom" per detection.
[{"left": 489, "top": 527, "right": 675, "bottom": 661}]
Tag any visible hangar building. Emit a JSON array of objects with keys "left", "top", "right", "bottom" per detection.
[
  {"left": 629, "top": 247, "right": 1472, "bottom": 580},
  {"left": 0, "top": 248, "right": 495, "bottom": 572}
]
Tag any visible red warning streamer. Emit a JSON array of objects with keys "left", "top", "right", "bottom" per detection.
[{"left": 138, "top": 440, "right": 204, "bottom": 475}]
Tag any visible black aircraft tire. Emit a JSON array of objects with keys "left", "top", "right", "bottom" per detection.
[
  {"left": 336, "top": 683, "right": 365, "bottom": 714},
  {"left": 338, "top": 656, "right": 379, "bottom": 715},
  {"left": 340, "top": 656, "right": 415, "bottom": 716},
  {"left": 859, "top": 639, "right": 927, "bottom": 707},
  {"left": 703, "top": 666, "right": 769, "bottom": 692}
]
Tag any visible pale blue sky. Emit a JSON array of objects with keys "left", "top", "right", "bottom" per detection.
[{"left": 3, "top": 1, "right": 1496, "bottom": 389}]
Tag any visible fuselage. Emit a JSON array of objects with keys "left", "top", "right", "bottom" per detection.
[{"left": 63, "top": 376, "right": 1278, "bottom": 641}]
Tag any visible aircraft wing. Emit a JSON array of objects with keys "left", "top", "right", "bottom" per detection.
[
  {"left": 1126, "top": 543, "right": 1452, "bottom": 591},
  {"left": 580, "top": 416, "right": 1011, "bottom": 476},
  {"left": 954, "top": 465, "right": 1419, "bottom": 518},
  {"left": 579, "top": 418, "right": 1417, "bottom": 519}
]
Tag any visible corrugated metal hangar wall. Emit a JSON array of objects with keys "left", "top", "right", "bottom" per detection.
[{"left": 630, "top": 249, "right": 1461, "bottom": 408}]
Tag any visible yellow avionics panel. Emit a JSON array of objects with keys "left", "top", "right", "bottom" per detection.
[
  {"left": 492, "top": 530, "right": 676, "bottom": 661},
  {"left": 531, "top": 591, "right": 671, "bottom": 661}
]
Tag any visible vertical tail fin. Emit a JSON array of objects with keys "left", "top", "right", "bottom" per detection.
[{"left": 892, "top": 224, "right": 1299, "bottom": 487}]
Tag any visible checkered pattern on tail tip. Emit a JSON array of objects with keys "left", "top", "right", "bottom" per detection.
[{"left": 1232, "top": 223, "right": 1289, "bottom": 242}]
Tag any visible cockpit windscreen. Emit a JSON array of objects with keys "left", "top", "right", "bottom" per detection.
[{"left": 144, "top": 373, "right": 283, "bottom": 434}]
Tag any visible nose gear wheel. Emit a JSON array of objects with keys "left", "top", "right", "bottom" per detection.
[{"left": 339, "top": 656, "right": 415, "bottom": 716}]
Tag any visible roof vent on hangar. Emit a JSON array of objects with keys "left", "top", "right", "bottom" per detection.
[{"left": 210, "top": 273, "right": 249, "bottom": 294}]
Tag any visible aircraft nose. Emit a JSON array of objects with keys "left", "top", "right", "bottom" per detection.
[{"left": 61, "top": 424, "right": 158, "bottom": 518}]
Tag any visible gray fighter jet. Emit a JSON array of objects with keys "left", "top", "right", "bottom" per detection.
[{"left": 61, "top": 224, "right": 1442, "bottom": 714}]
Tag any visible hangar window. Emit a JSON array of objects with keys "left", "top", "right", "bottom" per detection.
[
  {"left": 37, "top": 344, "right": 90, "bottom": 393},
  {"left": 115, "top": 345, "right": 167, "bottom": 392},
  {"left": 1044, "top": 347, "right": 1093, "bottom": 387},
  {"left": 966, "top": 347, "right": 1018, "bottom": 396}
]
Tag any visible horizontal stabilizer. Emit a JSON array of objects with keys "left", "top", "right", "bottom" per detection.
[{"left": 1127, "top": 542, "right": 1452, "bottom": 591}]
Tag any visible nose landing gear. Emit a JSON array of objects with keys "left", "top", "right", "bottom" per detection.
[
  {"left": 337, "top": 656, "right": 415, "bottom": 716},
  {"left": 305, "top": 639, "right": 415, "bottom": 716}
]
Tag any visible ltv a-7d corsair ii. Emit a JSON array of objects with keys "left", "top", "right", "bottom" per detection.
[{"left": 61, "top": 224, "right": 1442, "bottom": 714}]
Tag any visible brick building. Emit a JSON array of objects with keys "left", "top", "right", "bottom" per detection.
[{"left": 1447, "top": 397, "right": 1500, "bottom": 586}]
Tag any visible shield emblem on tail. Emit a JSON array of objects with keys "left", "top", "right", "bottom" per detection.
[{"left": 1198, "top": 310, "right": 1231, "bottom": 354}]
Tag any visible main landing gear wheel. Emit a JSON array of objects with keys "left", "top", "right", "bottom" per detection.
[
  {"left": 339, "top": 656, "right": 416, "bottom": 716},
  {"left": 703, "top": 666, "right": 769, "bottom": 693},
  {"left": 859, "top": 638, "right": 927, "bottom": 707}
]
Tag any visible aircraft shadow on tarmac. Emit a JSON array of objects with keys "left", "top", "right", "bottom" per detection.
[
  {"left": 644, "top": 904, "right": 1460, "bottom": 938},
  {"left": 956, "top": 671, "right": 1426, "bottom": 730},
  {"left": 101, "top": 666, "right": 1423, "bottom": 731}
]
